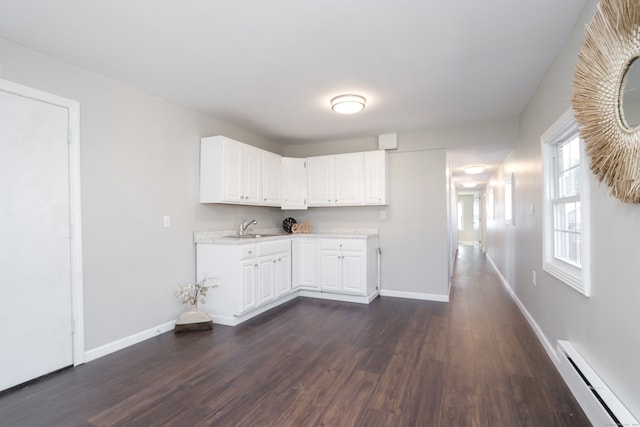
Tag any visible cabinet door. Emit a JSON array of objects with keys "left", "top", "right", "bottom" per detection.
[
  {"left": 342, "top": 252, "right": 365, "bottom": 294},
  {"left": 281, "top": 157, "right": 307, "bottom": 209},
  {"left": 275, "top": 252, "right": 291, "bottom": 297},
  {"left": 262, "top": 151, "right": 282, "bottom": 206},
  {"left": 320, "top": 250, "right": 342, "bottom": 291},
  {"left": 240, "top": 260, "right": 258, "bottom": 313},
  {"left": 243, "top": 145, "right": 263, "bottom": 204},
  {"left": 363, "top": 150, "right": 387, "bottom": 205},
  {"left": 335, "top": 153, "right": 363, "bottom": 205},
  {"left": 307, "top": 156, "right": 335, "bottom": 206},
  {"left": 292, "top": 239, "right": 318, "bottom": 289},
  {"left": 258, "top": 257, "right": 275, "bottom": 305},
  {"left": 222, "top": 139, "right": 244, "bottom": 202}
]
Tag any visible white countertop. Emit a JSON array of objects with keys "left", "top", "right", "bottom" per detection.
[{"left": 194, "top": 227, "right": 379, "bottom": 244}]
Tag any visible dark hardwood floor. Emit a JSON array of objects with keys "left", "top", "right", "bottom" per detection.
[{"left": 0, "top": 244, "right": 590, "bottom": 426}]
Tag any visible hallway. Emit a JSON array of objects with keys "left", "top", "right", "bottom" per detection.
[{"left": 0, "top": 244, "right": 589, "bottom": 426}]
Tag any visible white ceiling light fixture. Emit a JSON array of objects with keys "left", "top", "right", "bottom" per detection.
[
  {"left": 331, "top": 94, "right": 366, "bottom": 114},
  {"left": 464, "top": 165, "right": 485, "bottom": 175},
  {"left": 462, "top": 182, "right": 478, "bottom": 188}
]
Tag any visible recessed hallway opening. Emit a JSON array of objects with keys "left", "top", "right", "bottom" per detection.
[{"left": 0, "top": 244, "right": 589, "bottom": 426}]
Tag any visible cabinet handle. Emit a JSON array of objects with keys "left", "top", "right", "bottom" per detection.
[
  {"left": 248, "top": 250, "right": 252, "bottom": 254},
  {"left": 254, "top": 264, "right": 258, "bottom": 267},
  {"left": 273, "top": 259, "right": 277, "bottom": 263},
  {"left": 339, "top": 244, "right": 342, "bottom": 247}
]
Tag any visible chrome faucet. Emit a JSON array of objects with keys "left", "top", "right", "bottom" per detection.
[{"left": 239, "top": 219, "right": 257, "bottom": 236}]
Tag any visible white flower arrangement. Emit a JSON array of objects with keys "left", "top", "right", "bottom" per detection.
[{"left": 175, "top": 277, "right": 218, "bottom": 310}]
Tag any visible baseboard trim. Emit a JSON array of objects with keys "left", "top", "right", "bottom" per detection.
[
  {"left": 380, "top": 289, "right": 449, "bottom": 303},
  {"left": 84, "top": 320, "right": 175, "bottom": 363},
  {"left": 485, "top": 255, "right": 557, "bottom": 364}
]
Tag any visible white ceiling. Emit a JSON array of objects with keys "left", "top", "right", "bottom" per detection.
[{"left": 0, "top": 0, "right": 587, "bottom": 187}]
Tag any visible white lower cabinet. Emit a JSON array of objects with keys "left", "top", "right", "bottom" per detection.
[
  {"left": 319, "top": 239, "right": 368, "bottom": 295},
  {"left": 196, "top": 235, "right": 378, "bottom": 326},
  {"left": 197, "top": 239, "right": 292, "bottom": 322}
]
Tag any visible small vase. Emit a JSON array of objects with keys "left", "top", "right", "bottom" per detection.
[{"left": 174, "top": 305, "right": 213, "bottom": 333}]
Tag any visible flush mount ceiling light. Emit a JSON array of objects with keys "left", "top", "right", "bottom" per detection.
[
  {"left": 463, "top": 165, "right": 485, "bottom": 175},
  {"left": 331, "top": 94, "right": 366, "bottom": 114},
  {"left": 462, "top": 182, "right": 478, "bottom": 188}
]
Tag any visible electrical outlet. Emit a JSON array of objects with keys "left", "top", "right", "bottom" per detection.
[
  {"left": 379, "top": 210, "right": 386, "bottom": 220},
  {"left": 163, "top": 215, "right": 171, "bottom": 227},
  {"left": 532, "top": 270, "right": 537, "bottom": 286}
]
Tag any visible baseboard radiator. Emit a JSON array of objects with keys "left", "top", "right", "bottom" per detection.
[{"left": 556, "top": 340, "right": 638, "bottom": 426}]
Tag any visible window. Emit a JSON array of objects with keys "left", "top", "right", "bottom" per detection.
[{"left": 541, "top": 110, "right": 590, "bottom": 296}]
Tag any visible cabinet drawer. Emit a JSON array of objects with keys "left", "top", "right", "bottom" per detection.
[
  {"left": 320, "top": 238, "right": 366, "bottom": 252},
  {"left": 257, "top": 239, "right": 291, "bottom": 257},
  {"left": 240, "top": 244, "right": 257, "bottom": 260}
]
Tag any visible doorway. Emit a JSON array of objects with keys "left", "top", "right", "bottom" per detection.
[{"left": 457, "top": 191, "right": 483, "bottom": 245}]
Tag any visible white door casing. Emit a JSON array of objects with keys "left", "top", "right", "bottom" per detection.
[{"left": 0, "top": 79, "right": 84, "bottom": 390}]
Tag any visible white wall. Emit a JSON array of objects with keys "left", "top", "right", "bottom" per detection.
[
  {"left": 0, "top": 37, "right": 286, "bottom": 351},
  {"left": 485, "top": 0, "right": 640, "bottom": 418}
]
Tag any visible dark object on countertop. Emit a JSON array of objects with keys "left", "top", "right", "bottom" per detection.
[{"left": 282, "top": 217, "right": 296, "bottom": 233}]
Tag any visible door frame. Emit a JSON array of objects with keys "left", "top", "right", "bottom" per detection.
[{"left": 1, "top": 78, "right": 85, "bottom": 365}]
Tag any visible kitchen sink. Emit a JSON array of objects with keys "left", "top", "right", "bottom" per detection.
[{"left": 224, "top": 234, "right": 286, "bottom": 239}]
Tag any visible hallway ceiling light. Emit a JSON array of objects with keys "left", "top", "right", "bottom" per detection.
[
  {"left": 331, "top": 94, "right": 366, "bottom": 114},
  {"left": 464, "top": 165, "right": 485, "bottom": 175},
  {"left": 462, "top": 182, "right": 477, "bottom": 188}
]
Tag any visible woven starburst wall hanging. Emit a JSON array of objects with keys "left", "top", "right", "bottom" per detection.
[{"left": 572, "top": 0, "right": 640, "bottom": 203}]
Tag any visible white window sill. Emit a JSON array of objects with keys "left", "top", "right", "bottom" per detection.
[{"left": 543, "top": 259, "right": 590, "bottom": 297}]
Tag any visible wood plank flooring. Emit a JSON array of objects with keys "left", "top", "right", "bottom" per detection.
[{"left": 0, "top": 244, "right": 590, "bottom": 426}]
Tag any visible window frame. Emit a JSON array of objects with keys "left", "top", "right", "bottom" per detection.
[{"left": 541, "top": 109, "right": 591, "bottom": 297}]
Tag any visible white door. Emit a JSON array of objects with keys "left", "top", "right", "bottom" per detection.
[{"left": 0, "top": 88, "right": 74, "bottom": 390}]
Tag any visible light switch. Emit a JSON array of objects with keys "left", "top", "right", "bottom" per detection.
[
  {"left": 379, "top": 210, "right": 386, "bottom": 220},
  {"left": 163, "top": 215, "right": 171, "bottom": 227}
]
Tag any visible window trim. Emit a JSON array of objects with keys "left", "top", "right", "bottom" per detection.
[{"left": 541, "top": 109, "right": 591, "bottom": 297}]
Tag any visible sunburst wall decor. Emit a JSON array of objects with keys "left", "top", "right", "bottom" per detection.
[{"left": 572, "top": 0, "right": 640, "bottom": 203}]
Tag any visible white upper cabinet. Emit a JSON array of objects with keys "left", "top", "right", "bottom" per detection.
[
  {"left": 262, "top": 151, "right": 282, "bottom": 206},
  {"left": 281, "top": 157, "right": 307, "bottom": 210},
  {"left": 201, "top": 135, "right": 387, "bottom": 208},
  {"left": 363, "top": 150, "right": 388, "bottom": 205},
  {"left": 200, "top": 136, "right": 282, "bottom": 206},
  {"left": 307, "top": 151, "right": 386, "bottom": 207}
]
